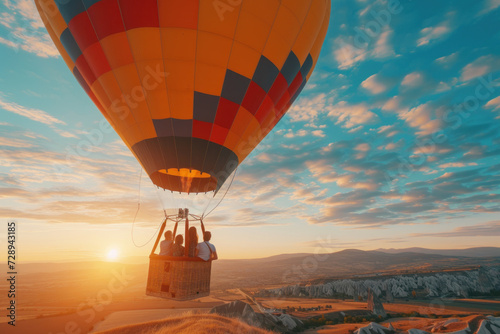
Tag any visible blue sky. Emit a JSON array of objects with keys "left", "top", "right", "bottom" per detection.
[{"left": 0, "top": 0, "right": 500, "bottom": 261}]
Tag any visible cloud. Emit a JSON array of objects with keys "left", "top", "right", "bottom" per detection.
[
  {"left": 376, "top": 124, "right": 399, "bottom": 137},
  {"left": 348, "top": 126, "right": 363, "bottom": 133},
  {"left": 477, "top": 0, "right": 500, "bottom": 16},
  {"left": 0, "top": 95, "right": 65, "bottom": 125},
  {"left": 485, "top": 96, "right": 500, "bottom": 115},
  {"left": 301, "top": 236, "right": 406, "bottom": 249},
  {"left": 333, "top": 29, "right": 395, "bottom": 69},
  {"left": 354, "top": 143, "right": 370, "bottom": 152},
  {"left": 460, "top": 55, "right": 500, "bottom": 82},
  {"left": 436, "top": 81, "right": 452, "bottom": 92},
  {"left": 303, "top": 156, "right": 500, "bottom": 226},
  {"left": 327, "top": 101, "right": 378, "bottom": 129},
  {"left": 305, "top": 159, "right": 378, "bottom": 191},
  {"left": 397, "top": 103, "right": 442, "bottom": 136},
  {"left": 0, "top": 136, "right": 34, "bottom": 148},
  {"left": 0, "top": 12, "right": 16, "bottom": 29},
  {"left": 417, "top": 24, "right": 450, "bottom": 46},
  {"left": 284, "top": 129, "right": 308, "bottom": 138},
  {"left": 311, "top": 130, "right": 326, "bottom": 138},
  {"left": 411, "top": 221, "right": 500, "bottom": 237},
  {"left": 361, "top": 74, "right": 388, "bottom": 94},
  {"left": 381, "top": 97, "right": 401, "bottom": 113},
  {"left": 401, "top": 72, "right": 424, "bottom": 88},
  {"left": 0, "top": 95, "right": 76, "bottom": 138},
  {"left": 372, "top": 30, "right": 395, "bottom": 59},
  {"left": 438, "top": 162, "right": 478, "bottom": 168},
  {"left": 380, "top": 139, "right": 403, "bottom": 151},
  {"left": 288, "top": 93, "right": 327, "bottom": 124},
  {"left": 0, "top": 36, "right": 17, "bottom": 48},
  {"left": 435, "top": 52, "right": 458, "bottom": 67},
  {"left": 333, "top": 37, "right": 368, "bottom": 69},
  {"left": 305, "top": 189, "right": 396, "bottom": 226},
  {"left": 0, "top": 0, "right": 59, "bottom": 58}
]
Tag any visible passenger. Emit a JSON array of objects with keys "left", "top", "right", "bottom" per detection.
[
  {"left": 159, "top": 230, "right": 173, "bottom": 256},
  {"left": 187, "top": 226, "right": 198, "bottom": 257},
  {"left": 172, "top": 234, "right": 185, "bottom": 257},
  {"left": 197, "top": 231, "right": 218, "bottom": 261}
]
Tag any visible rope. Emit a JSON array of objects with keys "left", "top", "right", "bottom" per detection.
[
  {"left": 131, "top": 168, "right": 165, "bottom": 248},
  {"left": 202, "top": 167, "right": 238, "bottom": 218}
]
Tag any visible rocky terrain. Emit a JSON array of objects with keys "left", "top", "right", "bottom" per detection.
[
  {"left": 354, "top": 315, "right": 500, "bottom": 334},
  {"left": 260, "top": 267, "right": 500, "bottom": 299},
  {"left": 210, "top": 300, "right": 302, "bottom": 333}
]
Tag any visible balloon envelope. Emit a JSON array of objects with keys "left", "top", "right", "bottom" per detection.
[{"left": 36, "top": 0, "right": 331, "bottom": 193}]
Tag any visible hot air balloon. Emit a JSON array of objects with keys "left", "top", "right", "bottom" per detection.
[{"left": 36, "top": 0, "right": 330, "bottom": 300}]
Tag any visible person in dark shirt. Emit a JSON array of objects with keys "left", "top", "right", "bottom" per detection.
[
  {"left": 172, "top": 234, "right": 185, "bottom": 257},
  {"left": 187, "top": 226, "right": 198, "bottom": 257}
]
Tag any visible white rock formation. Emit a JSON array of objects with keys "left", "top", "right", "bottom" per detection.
[
  {"left": 264, "top": 267, "right": 500, "bottom": 300},
  {"left": 354, "top": 322, "right": 394, "bottom": 334}
]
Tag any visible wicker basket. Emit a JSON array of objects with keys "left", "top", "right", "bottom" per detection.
[{"left": 146, "top": 254, "right": 212, "bottom": 300}]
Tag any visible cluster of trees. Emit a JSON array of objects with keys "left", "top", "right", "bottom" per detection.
[{"left": 301, "top": 313, "right": 386, "bottom": 329}]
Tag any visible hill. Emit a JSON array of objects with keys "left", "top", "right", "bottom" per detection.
[
  {"left": 374, "top": 247, "right": 500, "bottom": 257},
  {"left": 211, "top": 249, "right": 500, "bottom": 287}
]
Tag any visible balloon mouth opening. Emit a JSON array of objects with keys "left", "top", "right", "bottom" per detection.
[
  {"left": 159, "top": 168, "right": 211, "bottom": 179},
  {"left": 150, "top": 169, "right": 218, "bottom": 194}
]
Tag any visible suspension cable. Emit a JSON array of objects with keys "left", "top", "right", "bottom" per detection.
[
  {"left": 131, "top": 169, "right": 167, "bottom": 247},
  {"left": 202, "top": 167, "right": 238, "bottom": 218}
]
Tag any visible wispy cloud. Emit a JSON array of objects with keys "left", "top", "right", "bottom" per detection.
[
  {"left": 435, "top": 52, "right": 458, "bottom": 67},
  {"left": 288, "top": 93, "right": 328, "bottom": 125},
  {"left": 417, "top": 23, "right": 450, "bottom": 46},
  {"left": 477, "top": 0, "right": 500, "bottom": 16},
  {"left": 327, "top": 101, "right": 378, "bottom": 129},
  {"left": 460, "top": 55, "right": 500, "bottom": 82},
  {"left": 333, "top": 29, "right": 395, "bottom": 69},
  {"left": 411, "top": 221, "right": 500, "bottom": 237},
  {"left": 485, "top": 96, "right": 500, "bottom": 117},
  {"left": 397, "top": 103, "right": 442, "bottom": 136},
  {"left": 361, "top": 74, "right": 389, "bottom": 94},
  {"left": 401, "top": 72, "right": 424, "bottom": 88},
  {"left": 333, "top": 37, "right": 368, "bottom": 69},
  {"left": 372, "top": 30, "right": 395, "bottom": 58},
  {"left": 0, "top": 136, "right": 34, "bottom": 148},
  {"left": 0, "top": 95, "right": 65, "bottom": 125},
  {"left": 0, "top": 0, "right": 58, "bottom": 57}
]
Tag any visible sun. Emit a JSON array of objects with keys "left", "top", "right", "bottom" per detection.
[{"left": 106, "top": 249, "right": 120, "bottom": 261}]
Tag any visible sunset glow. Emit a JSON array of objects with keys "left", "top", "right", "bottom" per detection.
[{"left": 106, "top": 249, "right": 120, "bottom": 262}]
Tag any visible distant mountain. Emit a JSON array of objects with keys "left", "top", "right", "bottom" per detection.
[
  {"left": 211, "top": 249, "right": 500, "bottom": 288},
  {"left": 374, "top": 247, "right": 500, "bottom": 258}
]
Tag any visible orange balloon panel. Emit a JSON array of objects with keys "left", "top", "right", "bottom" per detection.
[{"left": 36, "top": 0, "right": 331, "bottom": 193}]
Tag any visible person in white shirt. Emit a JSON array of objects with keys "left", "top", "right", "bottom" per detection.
[
  {"left": 197, "top": 231, "right": 218, "bottom": 261},
  {"left": 159, "top": 230, "right": 173, "bottom": 256}
]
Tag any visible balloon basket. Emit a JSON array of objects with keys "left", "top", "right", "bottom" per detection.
[
  {"left": 146, "top": 255, "right": 211, "bottom": 300},
  {"left": 146, "top": 208, "right": 212, "bottom": 300}
]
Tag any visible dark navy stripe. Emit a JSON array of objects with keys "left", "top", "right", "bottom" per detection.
[
  {"left": 82, "top": 0, "right": 103, "bottom": 9},
  {"left": 221, "top": 70, "right": 251, "bottom": 105},
  {"left": 281, "top": 52, "right": 301, "bottom": 85},
  {"left": 60, "top": 28, "right": 82, "bottom": 62},
  {"left": 252, "top": 56, "right": 279, "bottom": 92},
  {"left": 56, "top": 0, "right": 86, "bottom": 24},
  {"left": 72, "top": 67, "right": 90, "bottom": 92},
  {"left": 300, "top": 54, "right": 313, "bottom": 78},
  {"left": 193, "top": 92, "right": 219, "bottom": 123}
]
